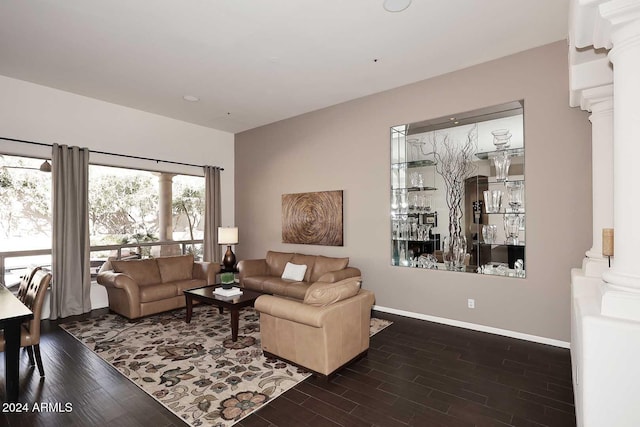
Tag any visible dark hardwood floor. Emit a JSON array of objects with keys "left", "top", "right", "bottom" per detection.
[{"left": 0, "top": 309, "right": 575, "bottom": 427}]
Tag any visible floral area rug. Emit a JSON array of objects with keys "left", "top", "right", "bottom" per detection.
[{"left": 61, "top": 306, "right": 392, "bottom": 427}]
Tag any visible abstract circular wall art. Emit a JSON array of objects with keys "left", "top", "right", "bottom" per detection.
[{"left": 282, "top": 190, "right": 343, "bottom": 246}]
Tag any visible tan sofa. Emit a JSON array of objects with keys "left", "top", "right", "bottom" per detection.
[
  {"left": 97, "top": 254, "right": 219, "bottom": 319},
  {"left": 237, "top": 251, "right": 361, "bottom": 300},
  {"left": 254, "top": 276, "right": 375, "bottom": 377}
]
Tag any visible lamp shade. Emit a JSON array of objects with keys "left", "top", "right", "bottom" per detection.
[{"left": 218, "top": 227, "right": 238, "bottom": 245}]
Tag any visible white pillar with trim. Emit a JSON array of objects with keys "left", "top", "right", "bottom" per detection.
[
  {"left": 569, "top": 1, "right": 640, "bottom": 426},
  {"left": 581, "top": 85, "right": 614, "bottom": 278}
]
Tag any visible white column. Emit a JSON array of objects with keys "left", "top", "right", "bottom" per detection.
[
  {"left": 581, "top": 85, "right": 614, "bottom": 277},
  {"left": 600, "top": 2, "right": 640, "bottom": 318},
  {"left": 158, "top": 173, "right": 176, "bottom": 255}
]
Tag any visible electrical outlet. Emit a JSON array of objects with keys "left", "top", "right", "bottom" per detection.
[{"left": 467, "top": 298, "right": 475, "bottom": 309}]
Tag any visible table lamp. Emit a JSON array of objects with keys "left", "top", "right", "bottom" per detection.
[{"left": 218, "top": 227, "right": 238, "bottom": 271}]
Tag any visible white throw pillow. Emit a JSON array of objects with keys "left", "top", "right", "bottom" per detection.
[{"left": 281, "top": 262, "right": 307, "bottom": 281}]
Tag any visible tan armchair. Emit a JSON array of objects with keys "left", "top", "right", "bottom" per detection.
[{"left": 254, "top": 276, "right": 375, "bottom": 377}]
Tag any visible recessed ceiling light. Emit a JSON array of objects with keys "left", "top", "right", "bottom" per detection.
[
  {"left": 383, "top": 0, "right": 411, "bottom": 12},
  {"left": 183, "top": 95, "right": 199, "bottom": 102}
]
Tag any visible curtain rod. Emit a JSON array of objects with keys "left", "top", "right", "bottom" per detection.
[{"left": 0, "top": 136, "right": 224, "bottom": 171}]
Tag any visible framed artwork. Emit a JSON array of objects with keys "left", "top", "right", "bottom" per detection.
[{"left": 282, "top": 190, "right": 343, "bottom": 246}]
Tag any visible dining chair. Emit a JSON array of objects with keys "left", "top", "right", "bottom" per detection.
[
  {"left": 0, "top": 269, "right": 52, "bottom": 376},
  {"left": 15, "top": 266, "right": 41, "bottom": 301}
]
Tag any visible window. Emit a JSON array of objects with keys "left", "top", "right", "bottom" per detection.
[
  {"left": 172, "top": 174, "right": 205, "bottom": 259},
  {"left": 88, "top": 164, "right": 205, "bottom": 260},
  {"left": 0, "top": 154, "right": 52, "bottom": 284},
  {"left": 88, "top": 165, "right": 159, "bottom": 246},
  {"left": 0, "top": 156, "right": 207, "bottom": 285}
]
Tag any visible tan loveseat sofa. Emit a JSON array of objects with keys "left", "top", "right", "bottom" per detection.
[
  {"left": 97, "top": 254, "right": 219, "bottom": 319},
  {"left": 255, "top": 276, "right": 375, "bottom": 376},
  {"left": 237, "top": 251, "right": 361, "bottom": 300}
]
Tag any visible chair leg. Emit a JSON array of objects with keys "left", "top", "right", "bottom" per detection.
[
  {"left": 33, "top": 345, "right": 45, "bottom": 377},
  {"left": 26, "top": 346, "right": 35, "bottom": 366}
]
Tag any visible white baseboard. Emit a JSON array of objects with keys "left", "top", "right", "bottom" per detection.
[{"left": 373, "top": 304, "right": 570, "bottom": 349}]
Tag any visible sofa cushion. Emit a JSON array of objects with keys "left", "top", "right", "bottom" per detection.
[
  {"left": 266, "top": 251, "right": 294, "bottom": 277},
  {"left": 279, "top": 281, "right": 310, "bottom": 300},
  {"left": 173, "top": 279, "right": 208, "bottom": 295},
  {"left": 281, "top": 262, "right": 308, "bottom": 281},
  {"left": 242, "top": 276, "right": 271, "bottom": 292},
  {"left": 138, "top": 282, "right": 178, "bottom": 303},
  {"left": 262, "top": 277, "right": 306, "bottom": 299},
  {"left": 310, "top": 255, "right": 349, "bottom": 282},
  {"left": 303, "top": 276, "right": 361, "bottom": 307},
  {"left": 157, "top": 254, "right": 194, "bottom": 283},
  {"left": 291, "top": 254, "right": 316, "bottom": 282},
  {"left": 111, "top": 258, "right": 162, "bottom": 286}
]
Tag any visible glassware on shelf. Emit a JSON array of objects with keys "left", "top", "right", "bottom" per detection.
[
  {"left": 418, "top": 253, "right": 437, "bottom": 269},
  {"left": 417, "top": 224, "right": 432, "bottom": 241},
  {"left": 491, "top": 129, "right": 512, "bottom": 149},
  {"left": 398, "top": 221, "right": 408, "bottom": 240},
  {"left": 408, "top": 193, "right": 417, "bottom": 213},
  {"left": 514, "top": 259, "right": 525, "bottom": 278},
  {"left": 503, "top": 214, "right": 523, "bottom": 244},
  {"left": 406, "top": 138, "right": 423, "bottom": 161},
  {"left": 453, "top": 235, "right": 468, "bottom": 271},
  {"left": 408, "top": 172, "right": 425, "bottom": 188},
  {"left": 415, "top": 194, "right": 423, "bottom": 213},
  {"left": 505, "top": 181, "right": 524, "bottom": 212},
  {"left": 391, "top": 192, "right": 399, "bottom": 215},
  {"left": 399, "top": 247, "right": 408, "bottom": 266},
  {"left": 493, "top": 151, "right": 511, "bottom": 182},
  {"left": 483, "top": 190, "right": 503, "bottom": 213},
  {"left": 443, "top": 235, "right": 467, "bottom": 271},
  {"left": 409, "top": 217, "right": 418, "bottom": 240},
  {"left": 399, "top": 192, "right": 408, "bottom": 215},
  {"left": 482, "top": 224, "right": 497, "bottom": 244},
  {"left": 409, "top": 172, "right": 418, "bottom": 187},
  {"left": 495, "top": 264, "right": 509, "bottom": 276},
  {"left": 391, "top": 169, "right": 399, "bottom": 189},
  {"left": 416, "top": 194, "right": 432, "bottom": 213}
]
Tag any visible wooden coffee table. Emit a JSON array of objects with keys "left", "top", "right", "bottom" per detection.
[{"left": 183, "top": 286, "right": 264, "bottom": 341}]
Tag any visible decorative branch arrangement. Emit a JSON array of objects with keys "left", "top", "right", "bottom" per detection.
[{"left": 431, "top": 124, "right": 478, "bottom": 237}]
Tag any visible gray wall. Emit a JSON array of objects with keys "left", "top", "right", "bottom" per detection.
[{"left": 235, "top": 41, "right": 591, "bottom": 342}]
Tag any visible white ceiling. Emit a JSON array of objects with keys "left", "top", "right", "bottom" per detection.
[{"left": 0, "top": 1, "right": 569, "bottom": 134}]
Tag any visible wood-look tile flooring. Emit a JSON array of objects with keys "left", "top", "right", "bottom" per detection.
[{"left": 0, "top": 309, "right": 575, "bottom": 427}]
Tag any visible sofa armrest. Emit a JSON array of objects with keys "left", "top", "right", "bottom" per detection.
[
  {"left": 316, "top": 267, "right": 361, "bottom": 283},
  {"left": 193, "top": 261, "right": 219, "bottom": 285},
  {"left": 97, "top": 271, "right": 136, "bottom": 290},
  {"left": 96, "top": 271, "right": 141, "bottom": 306},
  {"left": 238, "top": 259, "right": 268, "bottom": 281},
  {"left": 254, "top": 290, "right": 375, "bottom": 329}
]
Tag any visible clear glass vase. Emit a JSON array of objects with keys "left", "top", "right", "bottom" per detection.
[
  {"left": 505, "top": 181, "right": 524, "bottom": 212},
  {"left": 491, "top": 129, "right": 512, "bottom": 149},
  {"left": 443, "top": 235, "right": 468, "bottom": 271},
  {"left": 493, "top": 151, "right": 511, "bottom": 182},
  {"left": 483, "top": 189, "right": 503, "bottom": 213},
  {"left": 503, "top": 214, "right": 522, "bottom": 244}
]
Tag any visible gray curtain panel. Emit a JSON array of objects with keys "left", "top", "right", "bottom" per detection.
[
  {"left": 203, "top": 166, "right": 222, "bottom": 263},
  {"left": 50, "top": 144, "right": 91, "bottom": 319}
]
